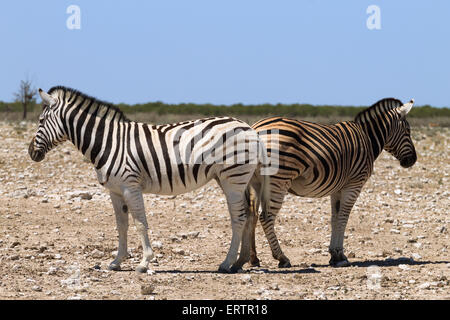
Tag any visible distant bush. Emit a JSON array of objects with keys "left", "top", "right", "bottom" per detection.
[
  {"left": 1, "top": 100, "right": 449, "bottom": 119},
  {"left": 119, "top": 102, "right": 449, "bottom": 118},
  {"left": 0, "top": 101, "right": 39, "bottom": 113}
]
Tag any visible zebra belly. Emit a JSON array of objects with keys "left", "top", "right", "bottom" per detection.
[
  {"left": 289, "top": 175, "right": 344, "bottom": 198},
  {"left": 141, "top": 175, "right": 213, "bottom": 196}
]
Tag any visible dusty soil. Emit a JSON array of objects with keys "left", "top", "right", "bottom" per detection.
[{"left": 0, "top": 121, "right": 448, "bottom": 300}]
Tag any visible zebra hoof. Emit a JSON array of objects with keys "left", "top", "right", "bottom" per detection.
[
  {"left": 229, "top": 265, "right": 244, "bottom": 274},
  {"left": 278, "top": 257, "right": 292, "bottom": 268},
  {"left": 330, "top": 259, "right": 350, "bottom": 268},
  {"left": 218, "top": 266, "right": 231, "bottom": 274},
  {"left": 249, "top": 259, "right": 261, "bottom": 268},
  {"left": 278, "top": 260, "right": 292, "bottom": 268},
  {"left": 135, "top": 265, "right": 148, "bottom": 274},
  {"left": 108, "top": 263, "right": 121, "bottom": 271}
]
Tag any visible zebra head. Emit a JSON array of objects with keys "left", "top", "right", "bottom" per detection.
[
  {"left": 28, "top": 88, "right": 67, "bottom": 162},
  {"left": 384, "top": 99, "right": 417, "bottom": 168}
]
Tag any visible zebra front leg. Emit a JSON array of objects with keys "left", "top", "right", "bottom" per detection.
[
  {"left": 123, "top": 187, "right": 154, "bottom": 273},
  {"left": 329, "top": 189, "right": 359, "bottom": 267},
  {"left": 108, "top": 192, "right": 130, "bottom": 271}
]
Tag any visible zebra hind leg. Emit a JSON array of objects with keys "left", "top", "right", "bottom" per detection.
[
  {"left": 259, "top": 212, "right": 292, "bottom": 268},
  {"left": 229, "top": 206, "right": 253, "bottom": 272},
  {"left": 258, "top": 187, "right": 291, "bottom": 268},
  {"left": 247, "top": 182, "right": 262, "bottom": 267},
  {"left": 218, "top": 183, "right": 249, "bottom": 274}
]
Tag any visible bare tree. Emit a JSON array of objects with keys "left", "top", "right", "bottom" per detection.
[{"left": 14, "top": 78, "right": 37, "bottom": 120}]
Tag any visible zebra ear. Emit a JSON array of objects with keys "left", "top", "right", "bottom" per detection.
[
  {"left": 39, "top": 89, "right": 57, "bottom": 107},
  {"left": 397, "top": 99, "right": 414, "bottom": 118}
]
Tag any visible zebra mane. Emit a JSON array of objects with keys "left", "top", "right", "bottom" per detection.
[
  {"left": 354, "top": 98, "right": 403, "bottom": 123},
  {"left": 48, "top": 86, "right": 130, "bottom": 122}
]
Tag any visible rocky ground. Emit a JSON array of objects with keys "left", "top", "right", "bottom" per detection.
[{"left": 0, "top": 121, "right": 448, "bottom": 300}]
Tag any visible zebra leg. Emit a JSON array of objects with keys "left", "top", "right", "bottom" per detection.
[
  {"left": 231, "top": 202, "right": 254, "bottom": 271},
  {"left": 233, "top": 182, "right": 261, "bottom": 269},
  {"left": 247, "top": 183, "right": 262, "bottom": 267},
  {"left": 122, "top": 187, "right": 154, "bottom": 273},
  {"left": 259, "top": 189, "right": 291, "bottom": 268},
  {"left": 108, "top": 192, "right": 129, "bottom": 271},
  {"left": 218, "top": 185, "right": 248, "bottom": 273},
  {"left": 249, "top": 203, "right": 260, "bottom": 267},
  {"left": 329, "top": 189, "right": 359, "bottom": 267}
]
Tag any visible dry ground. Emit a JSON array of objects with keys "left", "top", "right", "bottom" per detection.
[{"left": 0, "top": 121, "right": 448, "bottom": 300}]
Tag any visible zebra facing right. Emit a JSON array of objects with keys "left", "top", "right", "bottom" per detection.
[{"left": 240, "top": 98, "right": 417, "bottom": 269}]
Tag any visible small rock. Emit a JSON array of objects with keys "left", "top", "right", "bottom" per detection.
[
  {"left": 91, "top": 249, "right": 104, "bottom": 259},
  {"left": 47, "top": 266, "right": 59, "bottom": 275},
  {"left": 270, "top": 283, "right": 280, "bottom": 291},
  {"left": 10, "top": 241, "right": 20, "bottom": 248},
  {"left": 241, "top": 275, "right": 252, "bottom": 284},
  {"left": 411, "top": 253, "right": 422, "bottom": 260},
  {"left": 151, "top": 241, "right": 163, "bottom": 249},
  {"left": 172, "top": 248, "right": 185, "bottom": 255},
  {"left": 418, "top": 282, "right": 433, "bottom": 290},
  {"left": 141, "top": 284, "right": 155, "bottom": 295},
  {"left": 398, "top": 264, "right": 410, "bottom": 271},
  {"left": 31, "top": 285, "right": 42, "bottom": 292},
  {"left": 169, "top": 235, "right": 181, "bottom": 243},
  {"left": 187, "top": 231, "right": 200, "bottom": 239}
]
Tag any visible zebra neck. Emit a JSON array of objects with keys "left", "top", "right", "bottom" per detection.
[
  {"left": 359, "top": 117, "right": 391, "bottom": 161},
  {"left": 63, "top": 105, "right": 127, "bottom": 169}
]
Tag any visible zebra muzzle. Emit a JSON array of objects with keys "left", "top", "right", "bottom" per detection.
[
  {"left": 28, "top": 138, "right": 45, "bottom": 162},
  {"left": 400, "top": 153, "right": 417, "bottom": 168}
]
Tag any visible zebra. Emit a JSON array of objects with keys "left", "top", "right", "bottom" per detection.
[
  {"left": 235, "top": 98, "right": 417, "bottom": 269},
  {"left": 28, "top": 86, "right": 271, "bottom": 273}
]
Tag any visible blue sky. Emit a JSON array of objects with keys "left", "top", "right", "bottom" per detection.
[{"left": 1, "top": 1, "right": 449, "bottom": 107}]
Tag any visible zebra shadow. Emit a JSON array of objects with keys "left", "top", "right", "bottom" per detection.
[
  {"left": 311, "top": 257, "right": 449, "bottom": 268},
  {"left": 128, "top": 266, "right": 321, "bottom": 274}
]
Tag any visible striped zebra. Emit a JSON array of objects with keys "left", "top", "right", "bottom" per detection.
[
  {"left": 28, "top": 86, "right": 270, "bottom": 273},
  {"left": 237, "top": 98, "right": 417, "bottom": 269}
]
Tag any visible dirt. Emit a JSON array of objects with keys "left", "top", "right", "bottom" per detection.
[{"left": 0, "top": 121, "right": 448, "bottom": 300}]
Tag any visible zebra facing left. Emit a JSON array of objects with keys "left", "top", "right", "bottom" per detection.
[{"left": 28, "top": 86, "right": 270, "bottom": 273}]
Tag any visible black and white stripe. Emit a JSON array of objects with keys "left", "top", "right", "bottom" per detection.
[
  {"left": 29, "top": 86, "right": 269, "bottom": 273},
  {"left": 239, "top": 98, "right": 417, "bottom": 268}
]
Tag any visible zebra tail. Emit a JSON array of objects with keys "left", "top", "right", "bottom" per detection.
[{"left": 258, "top": 139, "right": 271, "bottom": 221}]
